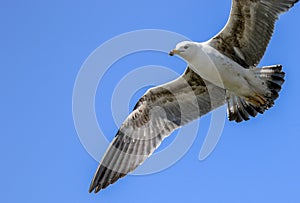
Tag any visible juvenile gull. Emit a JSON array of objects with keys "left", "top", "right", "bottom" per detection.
[{"left": 89, "top": 0, "right": 298, "bottom": 193}]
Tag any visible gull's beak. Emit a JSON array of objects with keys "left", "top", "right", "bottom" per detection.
[{"left": 169, "top": 49, "right": 179, "bottom": 56}]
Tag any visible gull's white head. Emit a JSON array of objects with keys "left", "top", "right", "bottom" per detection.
[{"left": 169, "top": 41, "right": 198, "bottom": 61}]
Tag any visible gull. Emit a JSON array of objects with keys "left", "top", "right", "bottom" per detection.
[{"left": 89, "top": 0, "right": 298, "bottom": 193}]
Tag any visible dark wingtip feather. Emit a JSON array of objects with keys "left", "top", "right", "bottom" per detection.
[
  {"left": 94, "top": 185, "right": 101, "bottom": 193},
  {"left": 88, "top": 186, "right": 94, "bottom": 193},
  {"left": 89, "top": 178, "right": 99, "bottom": 193}
]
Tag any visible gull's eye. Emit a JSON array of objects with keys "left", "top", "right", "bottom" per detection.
[{"left": 184, "top": 45, "right": 189, "bottom": 49}]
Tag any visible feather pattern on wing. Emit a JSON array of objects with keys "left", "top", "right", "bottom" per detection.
[
  {"left": 209, "top": 0, "right": 299, "bottom": 68},
  {"left": 89, "top": 68, "right": 226, "bottom": 193}
]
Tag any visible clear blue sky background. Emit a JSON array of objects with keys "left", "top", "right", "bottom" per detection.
[{"left": 1, "top": 1, "right": 300, "bottom": 202}]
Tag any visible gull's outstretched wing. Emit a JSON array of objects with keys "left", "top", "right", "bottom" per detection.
[
  {"left": 209, "top": 0, "right": 298, "bottom": 68},
  {"left": 89, "top": 68, "right": 226, "bottom": 193}
]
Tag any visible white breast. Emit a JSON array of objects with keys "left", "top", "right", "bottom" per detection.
[{"left": 187, "top": 43, "right": 251, "bottom": 93}]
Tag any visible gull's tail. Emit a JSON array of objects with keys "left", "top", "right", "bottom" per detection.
[{"left": 227, "top": 65, "right": 285, "bottom": 122}]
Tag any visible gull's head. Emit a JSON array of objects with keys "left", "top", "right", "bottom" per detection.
[{"left": 169, "top": 41, "right": 198, "bottom": 60}]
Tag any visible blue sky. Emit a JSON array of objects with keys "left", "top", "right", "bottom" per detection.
[{"left": 1, "top": 1, "right": 300, "bottom": 202}]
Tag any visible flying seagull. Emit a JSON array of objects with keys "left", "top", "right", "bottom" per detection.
[{"left": 89, "top": 0, "right": 298, "bottom": 193}]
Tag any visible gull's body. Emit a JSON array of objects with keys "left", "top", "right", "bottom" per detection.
[
  {"left": 174, "top": 41, "right": 272, "bottom": 107},
  {"left": 183, "top": 42, "right": 259, "bottom": 94},
  {"left": 89, "top": 0, "right": 298, "bottom": 193}
]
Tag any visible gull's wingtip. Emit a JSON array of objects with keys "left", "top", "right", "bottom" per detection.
[
  {"left": 88, "top": 184, "right": 95, "bottom": 193},
  {"left": 89, "top": 185, "right": 102, "bottom": 194},
  {"left": 89, "top": 180, "right": 100, "bottom": 193}
]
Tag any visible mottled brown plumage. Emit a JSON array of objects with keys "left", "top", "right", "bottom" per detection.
[
  {"left": 89, "top": 68, "right": 226, "bottom": 193},
  {"left": 209, "top": 0, "right": 299, "bottom": 68}
]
